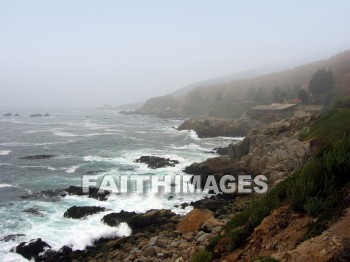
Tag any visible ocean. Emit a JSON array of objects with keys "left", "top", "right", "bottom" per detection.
[{"left": 0, "top": 110, "right": 239, "bottom": 261}]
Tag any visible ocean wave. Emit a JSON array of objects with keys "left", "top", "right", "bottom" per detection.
[
  {"left": 0, "top": 150, "right": 11, "bottom": 156},
  {"left": 187, "top": 130, "right": 200, "bottom": 140},
  {"left": 0, "top": 141, "right": 73, "bottom": 147},
  {"left": 18, "top": 165, "right": 57, "bottom": 171},
  {"left": 53, "top": 131, "right": 119, "bottom": 138},
  {"left": 0, "top": 183, "right": 18, "bottom": 188}
]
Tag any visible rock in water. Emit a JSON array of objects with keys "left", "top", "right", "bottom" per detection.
[
  {"left": 65, "top": 186, "right": 110, "bottom": 201},
  {"left": 22, "top": 207, "right": 43, "bottom": 216},
  {"left": 102, "top": 209, "right": 179, "bottom": 233},
  {"left": 15, "top": 238, "right": 51, "bottom": 260},
  {"left": 3, "top": 113, "right": 12, "bottom": 116},
  {"left": 1, "top": 234, "right": 25, "bottom": 242},
  {"left": 135, "top": 156, "right": 179, "bottom": 169},
  {"left": 64, "top": 206, "right": 107, "bottom": 219},
  {"left": 19, "top": 155, "right": 56, "bottom": 160}
]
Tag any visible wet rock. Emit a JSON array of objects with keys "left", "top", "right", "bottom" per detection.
[
  {"left": 19, "top": 154, "right": 56, "bottom": 160},
  {"left": 214, "top": 147, "right": 228, "bottom": 155},
  {"left": 176, "top": 209, "right": 214, "bottom": 233},
  {"left": 65, "top": 186, "right": 110, "bottom": 201},
  {"left": 135, "top": 156, "right": 179, "bottom": 169},
  {"left": 15, "top": 238, "right": 51, "bottom": 260},
  {"left": 64, "top": 206, "right": 107, "bottom": 219},
  {"left": 39, "top": 246, "right": 73, "bottom": 262},
  {"left": 43, "top": 113, "right": 50, "bottom": 117},
  {"left": 22, "top": 207, "right": 43, "bottom": 216},
  {"left": 0, "top": 234, "right": 25, "bottom": 242},
  {"left": 102, "top": 209, "right": 179, "bottom": 233},
  {"left": 3, "top": 113, "right": 12, "bottom": 117}
]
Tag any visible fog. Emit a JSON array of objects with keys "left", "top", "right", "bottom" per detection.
[{"left": 0, "top": 1, "right": 349, "bottom": 108}]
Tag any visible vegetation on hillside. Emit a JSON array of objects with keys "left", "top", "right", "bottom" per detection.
[{"left": 196, "top": 105, "right": 350, "bottom": 260}]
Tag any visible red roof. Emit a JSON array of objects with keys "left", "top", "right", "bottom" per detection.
[{"left": 290, "top": 98, "right": 302, "bottom": 103}]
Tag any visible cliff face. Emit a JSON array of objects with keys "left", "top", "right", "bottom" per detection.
[
  {"left": 184, "top": 112, "right": 313, "bottom": 186},
  {"left": 178, "top": 118, "right": 264, "bottom": 138},
  {"left": 227, "top": 112, "right": 313, "bottom": 185}
]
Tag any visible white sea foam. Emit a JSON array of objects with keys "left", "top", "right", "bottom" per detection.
[
  {"left": 53, "top": 131, "right": 119, "bottom": 137},
  {"left": 0, "top": 183, "right": 17, "bottom": 188},
  {"left": 0, "top": 150, "right": 11, "bottom": 156},
  {"left": 188, "top": 130, "right": 200, "bottom": 140},
  {"left": 65, "top": 165, "right": 81, "bottom": 174}
]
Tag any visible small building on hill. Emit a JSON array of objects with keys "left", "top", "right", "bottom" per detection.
[{"left": 249, "top": 103, "right": 296, "bottom": 118}]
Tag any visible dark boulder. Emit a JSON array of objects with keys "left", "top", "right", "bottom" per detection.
[
  {"left": 65, "top": 186, "right": 110, "bottom": 201},
  {"left": 3, "top": 113, "right": 12, "bottom": 117},
  {"left": 135, "top": 156, "right": 179, "bottom": 169},
  {"left": 19, "top": 155, "right": 56, "bottom": 160},
  {"left": 39, "top": 246, "right": 72, "bottom": 262},
  {"left": 15, "top": 238, "right": 51, "bottom": 260},
  {"left": 64, "top": 206, "right": 107, "bottom": 219},
  {"left": 102, "top": 209, "right": 179, "bottom": 233},
  {"left": 22, "top": 207, "right": 43, "bottom": 216}
]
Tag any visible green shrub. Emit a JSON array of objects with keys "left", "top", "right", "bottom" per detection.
[
  {"left": 190, "top": 249, "right": 212, "bottom": 262},
  {"left": 253, "top": 257, "right": 279, "bottom": 262},
  {"left": 303, "top": 196, "right": 323, "bottom": 216},
  {"left": 217, "top": 135, "right": 350, "bottom": 253}
]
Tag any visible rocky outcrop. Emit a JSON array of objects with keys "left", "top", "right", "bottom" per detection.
[
  {"left": 3, "top": 112, "right": 12, "bottom": 116},
  {"left": 223, "top": 206, "right": 313, "bottom": 261},
  {"left": 227, "top": 137, "right": 250, "bottom": 160},
  {"left": 123, "top": 95, "right": 181, "bottom": 118},
  {"left": 135, "top": 156, "right": 179, "bottom": 169},
  {"left": 185, "top": 113, "right": 313, "bottom": 186},
  {"left": 65, "top": 186, "right": 111, "bottom": 201},
  {"left": 102, "top": 209, "right": 180, "bottom": 233},
  {"left": 63, "top": 206, "right": 107, "bottom": 219},
  {"left": 178, "top": 117, "right": 264, "bottom": 138},
  {"left": 227, "top": 113, "right": 312, "bottom": 184},
  {"left": 15, "top": 238, "right": 51, "bottom": 260},
  {"left": 176, "top": 209, "right": 214, "bottom": 233}
]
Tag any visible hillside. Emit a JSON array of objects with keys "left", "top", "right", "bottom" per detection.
[{"left": 131, "top": 50, "right": 350, "bottom": 118}]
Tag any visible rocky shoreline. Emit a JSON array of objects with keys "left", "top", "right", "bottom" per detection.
[{"left": 11, "top": 112, "right": 316, "bottom": 261}]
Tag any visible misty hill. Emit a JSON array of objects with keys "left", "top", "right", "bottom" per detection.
[
  {"left": 131, "top": 50, "right": 350, "bottom": 118},
  {"left": 96, "top": 102, "right": 144, "bottom": 111},
  {"left": 170, "top": 64, "right": 291, "bottom": 97}
]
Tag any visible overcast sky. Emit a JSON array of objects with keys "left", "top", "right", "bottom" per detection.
[{"left": 0, "top": 1, "right": 349, "bottom": 108}]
